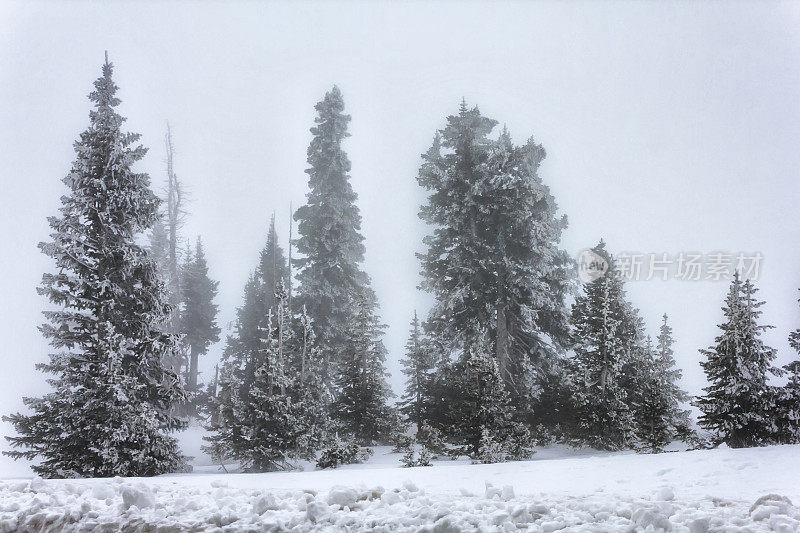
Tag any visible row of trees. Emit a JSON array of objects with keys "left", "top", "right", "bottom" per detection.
[
  {"left": 3, "top": 57, "right": 798, "bottom": 478},
  {"left": 202, "top": 87, "right": 398, "bottom": 470},
  {"left": 396, "top": 106, "right": 694, "bottom": 460},
  {"left": 148, "top": 126, "right": 221, "bottom": 417}
]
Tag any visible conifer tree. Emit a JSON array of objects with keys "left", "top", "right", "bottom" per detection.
[
  {"left": 774, "top": 360, "right": 800, "bottom": 444},
  {"left": 567, "top": 242, "right": 639, "bottom": 451},
  {"left": 399, "top": 311, "right": 435, "bottom": 429},
  {"left": 259, "top": 214, "right": 290, "bottom": 317},
  {"left": 148, "top": 217, "right": 170, "bottom": 279},
  {"left": 773, "top": 292, "right": 800, "bottom": 444},
  {"left": 204, "top": 273, "right": 264, "bottom": 464},
  {"left": 3, "top": 57, "right": 187, "bottom": 478},
  {"left": 294, "top": 87, "right": 372, "bottom": 384},
  {"left": 693, "top": 274, "right": 782, "bottom": 448},
  {"left": 180, "top": 237, "right": 221, "bottom": 408},
  {"left": 205, "top": 263, "right": 326, "bottom": 470},
  {"left": 416, "top": 103, "right": 571, "bottom": 401},
  {"left": 445, "top": 331, "right": 532, "bottom": 461},
  {"left": 635, "top": 322, "right": 692, "bottom": 453},
  {"left": 330, "top": 292, "right": 397, "bottom": 445}
]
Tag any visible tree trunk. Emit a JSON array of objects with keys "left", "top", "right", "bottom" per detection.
[{"left": 496, "top": 302, "right": 509, "bottom": 387}]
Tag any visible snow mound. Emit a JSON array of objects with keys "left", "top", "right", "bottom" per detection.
[{"left": 1, "top": 478, "right": 799, "bottom": 532}]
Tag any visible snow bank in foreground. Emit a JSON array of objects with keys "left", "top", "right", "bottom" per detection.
[
  {"left": 1, "top": 445, "right": 799, "bottom": 532},
  {"left": 1, "top": 477, "right": 799, "bottom": 532}
]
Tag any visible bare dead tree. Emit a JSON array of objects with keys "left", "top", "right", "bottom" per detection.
[{"left": 163, "top": 124, "right": 190, "bottom": 381}]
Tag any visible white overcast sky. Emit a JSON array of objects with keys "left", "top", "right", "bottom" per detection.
[{"left": 1, "top": 1, "right": 799, "bottom": 446}]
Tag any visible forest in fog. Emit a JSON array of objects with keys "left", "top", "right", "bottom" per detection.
[{"left": 1, "top": 54, "right": 798, "bottom": 479}]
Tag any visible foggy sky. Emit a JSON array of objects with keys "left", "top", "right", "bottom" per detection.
[{"left": 1, "top": 1, "right": 799, "bottom": 471}]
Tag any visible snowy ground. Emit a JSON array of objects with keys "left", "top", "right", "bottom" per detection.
[{"left": 1, "top": 427, "right": 799, "bottom": 531}]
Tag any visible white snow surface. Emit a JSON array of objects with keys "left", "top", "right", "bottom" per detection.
[{"left": 1, "top": 429, "right": 799, "bottom": 532}]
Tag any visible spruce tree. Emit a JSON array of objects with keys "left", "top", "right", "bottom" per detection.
[
  {"left": 773, "top": 292, "right": 800, "bottom": 444},
  {"left": 3, "top": 57, "right": 187, "bottom": 478},
  {"left": 774, "top": 361, "right": 800, "bottom": 444},
  {"left": 567, "top": 241, "right": 639, "bottom": 451},
  {"left": 445, "top": 331, "right": 532, "bottom": 461},
  {"left": 259, "top": 214, "right": 290, "bottom": 317},
  {"left": 399, "top": 311, "right": 435, "bottom": 429},
  {"left": 293, "top": 86, "right": 384, "bottom": 391},
  {"left": 416, "top": 104, "right": 571, "bottom": 396},
  {"left": 148, "top": 217, "right": 170, "bottom": 279},
  {"left": 330, "top": 292, "right": 396, "bottom": 445},
  {"left": 180, "top": 237, "right": 221, "bottom": 407},
  {"left": 205, "top": 266, "right": 327, "bottom": 470},
  {"left": 693, "top": 274, "right": 782, "bottom": 448},
  {"left": 634, "top": 322, "right": 692, "bottom": 453},
  {"left": 204, "top": 274, "right": 264, "bottom": 464}
]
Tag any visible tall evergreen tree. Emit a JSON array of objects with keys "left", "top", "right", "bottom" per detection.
[
  {"left": 259, "top": 214, "right": 290, "bottom": 317},
  {"left": 567, "top": 241, "right": 641, "bottom": 451},
  {"left": 774, "top": 359, "right": 800, "bottom": 444},
  {"left": 444, "top": 331, "right": 532, "bottom": 461},
  {"left": 693, "top": 273, "right": 782, "bottom": 448},
  {"left": 293, "top": 86, "right": 384, "bottom": 389},
  {"left": 205, "top": 281, "right": 327, "bottom": 470},
  {"left": 148, "top": 217, "right": 170, "bottom": 278},
  {"left": 3, "top": 57, "right": 186, "bottom": 478},
  {"left": 204, "top": 274, "right": 263, "bottom": 466},
  {"left": 399, "top": 311, "right": 436, "bottom": 429},
  {"left": 635, "top": 322, "right": 691, "bottom": 453},
  {"left": 417, "top": 104, "right": 571, "bottom": 389},
  {"left": 331, "top": 292, "right": 396, "bottom": 445},
  {"left": 772, "top": 291, "right": 800, "bottom": 444},
  {"left": 180, "top": 237, "right": 221, "bottom": 404}
]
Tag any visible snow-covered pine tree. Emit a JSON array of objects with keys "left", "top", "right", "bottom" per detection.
[
  {"left": 653, "top": 314, "right": 692, "bottom": 442},
  {"left": 634, "top": 321, "right": 692, "bottom": 454},
  {"left": 205, "top": 281, "right": 323, "bottom": 471},
  {"left": 3, "top": 57, "right": 187, "bottom": 478},
  {"left": 634, "top": 338, "right": 672, "bottom": 453},
  {"left": 180, "top": 237, "right": 221, "bottom": 412},
  {"left": 207, "top": 214, "right": 289, "bottom": 433},
  {"left": 445, "top": 331, "right": 532, "bottom": 461},
  {"left": 148, "top": 217, "right": 170, "bottom": 279},
  {"left": 330, "top": 291, "right": 397, "bottom": 445},
  {"left": 293, "top": 86, "right": 385, "bottom": 392},
  {"left": 203, "top": 273, "right": 264, "bottom": 464},
  {"left": 773, "top": 291, "right": 800, "bottom": 444},
  {"left": 205, "top": 233, "right": 327, "bottom": 470},
  {"left": 259, "top": 214, "right": 290, "bottom": 318},
  {"left": 567, "top": 241, "right": 638, "bottom": 451},
  {"left": 774, "top": 359, "right": 800, "bottom": 444},
  {"left": 287, "top": 305, "right": 329, "bottom": 455},
  {"left": 399, "top": 311, "right": 435, "bottom": 429},
  {"left": 416, "top": 102, "right": 571, "bottom": 433},
  {"left": 693, "top": 273, "right": 782, "bottom": 448},
  {"left": 237, "top": 283, "right": 307, "bottom": 472}
]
